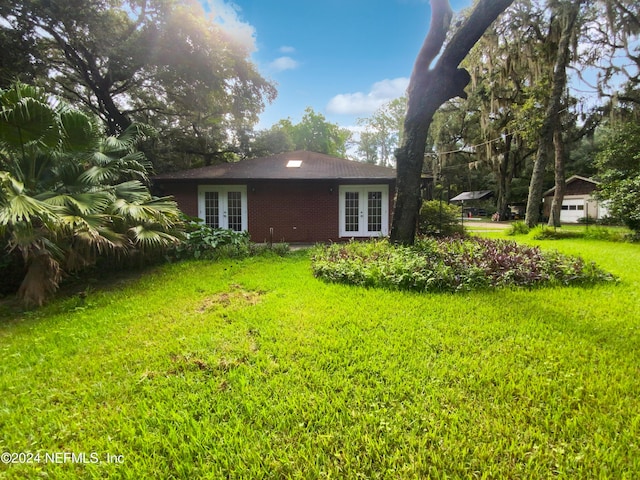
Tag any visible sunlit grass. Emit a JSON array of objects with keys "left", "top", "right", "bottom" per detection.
[{"left": 1, "top": 239, "right": 639, "bottom": 478}]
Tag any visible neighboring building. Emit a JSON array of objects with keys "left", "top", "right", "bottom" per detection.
[
  {"left": 543, "top": 175, "right": 609, "bottom": 223},
  {"left": 153, "top": 150, "right": 397, "bottom": 243}
]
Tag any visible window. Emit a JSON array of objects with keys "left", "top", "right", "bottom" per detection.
[
  {"left": 198, "top": 186, "right": 247, "bottom": 231},
  {"left": 339, "top": 185, "right": 389, "bottom": 237}
]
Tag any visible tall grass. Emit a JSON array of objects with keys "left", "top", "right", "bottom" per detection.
[{"left": 0, "top": 238, "right": 639, "bottom": 478}]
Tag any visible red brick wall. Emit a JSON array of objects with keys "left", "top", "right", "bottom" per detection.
[
  {"left": 158, "top": 182, "right": 198, "bottom": 217},
  {"left": 157, "top": 179, "right": 395, "bottom": 243},
  {"left": 247, "top": 180, "right": 338, "bottom": 243}
]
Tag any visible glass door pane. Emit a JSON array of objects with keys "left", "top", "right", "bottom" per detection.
[
  {"left": 227, "top": 191, "right": 243, "bottom": 231},
  {"left": 367, "top": 191, "right": 382, "bottom": 232},
  {"left": 345, "top": 191, "right": 360, "bottom": 232},
  {"left": 204, "top": 191, "right": 219, "bottom": 228}
]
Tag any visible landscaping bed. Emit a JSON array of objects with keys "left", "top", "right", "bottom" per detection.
[{"left": 311, "top": 237, "right": 615, "bottom": 292}]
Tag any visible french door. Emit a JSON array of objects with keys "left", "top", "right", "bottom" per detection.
[
  {"left": 339, "top": 185, "right": 389, "bottom": 237},
  {"left": 198, "top": 185, "right": 247, "bottom": 231}
]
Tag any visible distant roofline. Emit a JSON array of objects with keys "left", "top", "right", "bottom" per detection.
[{"left": 543, "top": 175, "right": 599, "bottom": 196}]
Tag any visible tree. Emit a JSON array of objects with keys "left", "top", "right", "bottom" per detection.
[
  {"left": 579, "top": 1, "right": 640, "bottom": 107},
  {"left": 390, "top": 0, "right": 514, "bottom": 245},
  {"left": 525, "top": 0, "right": 583, "bottom": 227},
  {"left": 248, "top": 108, "right": 352, "bottom": 158},
  {"left": 0, "top": 22, "right": 46, "bottom": 88},
  {"left": 0, "top": 83, "right": 182, "bottom": 306},
  {"left": 0, "top": 0, "right": 276, "bottom": 169},
  {"left": 289, "top": 108, "right": 352, "bottom": 157},
  {"left": 595, "top": 122, "right": 640, "bottom": 234},
  {"left": 459, "top": 1, "right": 551, "bottom": 220},
  {"left": 356, "top": 130, "right": 379, "bottom": 165},
  {"left": 356, "top": 97, "right": 407, "bottom": 167}
]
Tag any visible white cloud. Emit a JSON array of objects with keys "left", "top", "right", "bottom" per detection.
[
  {"left": 279, "top": 45, "right": 296, "bottom": 54},
  {"left": 269, "top": 56, "right": 300, "bottom": 72},
  {"left": 326, "top": 77, "right": 409, "bottom": 115},
  {"left": 206, "top": 0, "right": 257, "bottom": 53}
]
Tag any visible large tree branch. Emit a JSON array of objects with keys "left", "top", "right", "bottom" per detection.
[
  {"left": 391, "top": 0, "right": 514, "bottom": 244},
  {"left": 410, "top": 0, "right": 453, "bottom": 77},
  {"left": 437, "top": 0, "right": 515, "bottom": 69}
]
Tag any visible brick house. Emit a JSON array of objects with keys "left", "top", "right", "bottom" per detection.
[
  {"left": 543, "top": 175, "right": 609, "bottom": 223},
  {"left": 153, "top": 151, "right": 397, "bottom": 243}
]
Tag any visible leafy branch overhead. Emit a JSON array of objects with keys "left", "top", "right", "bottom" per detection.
[{"left": 0, "top": 0, "right": 276, "bottom": 169}]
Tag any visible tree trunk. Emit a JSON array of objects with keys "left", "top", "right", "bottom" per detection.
[
  {"left": 496, "top": 133, "right": 514, "bottom": 220},
  {"left": 390, "top": 0, "right": 514, "bottom": 245},
  {"left": 548, "top": 126, "right": 566, "bottom": 227},
  {"left": 525, "top": 0, "right": 582, "bottom": 228}
]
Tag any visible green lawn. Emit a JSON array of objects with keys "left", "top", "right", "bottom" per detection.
[{"left": 1, "top": 236, "right": 639, "bottom": 479}]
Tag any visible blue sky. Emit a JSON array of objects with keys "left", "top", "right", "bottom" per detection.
[{"left": 206, "top": 0, "right": 471, "bottom": 130}]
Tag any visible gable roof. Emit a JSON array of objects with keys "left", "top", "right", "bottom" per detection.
[
  {"left": 543, "top": 175, "right": 599, "bottom": 196},
  {"left": 153, "top": 150, "right": 397, "bottom": 182}
]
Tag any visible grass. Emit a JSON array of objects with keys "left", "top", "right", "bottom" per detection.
[{"left": 1, "top": 237, "right": 639, "bottom": 478}]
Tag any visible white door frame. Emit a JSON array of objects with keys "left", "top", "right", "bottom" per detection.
[
  {"left": 338, "top": 185, "right": 389, "bottom": 237},
  {"left": 197, "top": 185, "right": 248, "bottom": 231}
]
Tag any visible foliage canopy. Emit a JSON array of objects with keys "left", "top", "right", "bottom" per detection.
[{"left": 0, "top": 0, "right": 276, "bottom": 170}]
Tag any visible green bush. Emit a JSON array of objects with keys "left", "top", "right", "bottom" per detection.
[
  {"left": 531, "top": 225, "right": 633, "bottom": 242},
  {"left": 169, "top": 219, "right": 249, "bottom": 260},
  {"left": 417, "top": 200, "right": 463, "bottom": 236},
  {"left": 169, "top": 216, "right": 290, "bottom": 260},
  {"left": 311, "top": 238, "right": 614, "bottom": 292},
  {"left": 507, "top": 221, "right": 530, "bottom": 236}
]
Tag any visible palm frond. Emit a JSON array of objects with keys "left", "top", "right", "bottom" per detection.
[
  {"left": 0, "top": 173, "right": 59, "bottom": 225},
  {"left": 59, "top": 110, "right": 98, "bottom": 152},
  {"left": 61, "top": 214, "right": 126, "bottom": 252},
  {"left": 42, "top": 191, "right": 113, "bottom": 215},
  {"left": 79, "top": 165, "right": 119, "bottom": 185},
  {"left": 138, "top": 196, "right": 183, "bottom": 227},
  {"left": 108, "top": 123, "right": 157, "bottom": 152},
  {"left": 112, "top": 180, "right": 152, "bottom": 203},
  {"left": 128, "top": 224, "right": 181, "bottom": 249},
  {"left": 0, "top": 97, "right": 60, "bottom": 149}
]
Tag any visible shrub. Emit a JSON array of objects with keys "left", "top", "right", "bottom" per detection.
[
  {"left": 531, "top": 226, "right": 582, "bottom": 240},
  {"left": 507, "top": 221, "right": 530, "bottom": 236},
  {"left": 531, "top": 225, "right": 632, "bottom": 242},
  {"left": 417, "top": 200, "right": 463, "bottom": 236},
  {"left": 311, "top": 238, "right": 614, "bottom": 292},
  {"left": 169, "top": 217, "right": 290, "bottom": 260},
  {"left": 583, "top": 227, "right": 630, "bottom": 242},
  {"left": 169, "top": 219, "right": 249, "bottom": 260}
]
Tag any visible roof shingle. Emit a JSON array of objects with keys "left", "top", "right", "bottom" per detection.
[{"left": 153, "top": 151, "right": 396, "bottom": 181}]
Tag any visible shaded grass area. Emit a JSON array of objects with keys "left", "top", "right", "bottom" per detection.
[{"left": 1, "top": 241, "right": 639, "bottom": 478}]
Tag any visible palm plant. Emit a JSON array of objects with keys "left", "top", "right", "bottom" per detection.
[{"left": 0, "top": 83, "right": 183, "bottom": 306}]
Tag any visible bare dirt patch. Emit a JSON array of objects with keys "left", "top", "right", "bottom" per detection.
[{"left": 197, "top": 284, "right": 265, "bottom": 313}]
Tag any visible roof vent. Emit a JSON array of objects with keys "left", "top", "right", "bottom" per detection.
[{"left": 286, "top": 160, "right": 302, "bottom": 168}]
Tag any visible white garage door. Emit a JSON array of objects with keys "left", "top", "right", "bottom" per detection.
[{"left": 560, "top": 199, "right": 585, "bottom": 223}]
